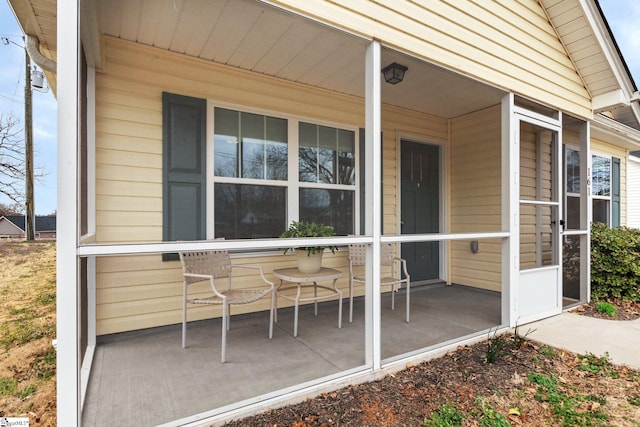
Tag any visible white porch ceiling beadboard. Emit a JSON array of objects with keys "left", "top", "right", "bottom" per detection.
[{"left": 95, "top": 0, "right": 504, "bottom": 118}]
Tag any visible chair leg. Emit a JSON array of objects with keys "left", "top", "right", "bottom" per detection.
[
  {"left": 405, "top": 282, "right": 410, "bottom": 323},
  {"left": 221, "top": 303, "right": 228, "bottom": 363},
  {"left": 269, "top": 291, "right": 275, "bottom": 339},
  {"left": 349, "top": 279, "right": 354, "bottom": 323},
  {"left": 391, "top": 284, "right": 395, "bottom": 310},
  {"left": 182, "top": 285, "right": 187, "bottom": 349}
]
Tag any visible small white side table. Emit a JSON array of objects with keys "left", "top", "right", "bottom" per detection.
[{"left": 272, "top": 267, "right": 343, "bottom": 337}]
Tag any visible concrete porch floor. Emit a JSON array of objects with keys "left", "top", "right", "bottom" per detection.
[{"left": 82, "top": 284, "right": 501, "bottom": 426}]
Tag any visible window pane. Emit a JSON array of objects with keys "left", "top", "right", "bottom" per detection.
[
  {"left": 593, "top": 199, "right": 609, "bottom": 225},
  {"left": 338, "top": 129, "right": 355, "bottom": 185},
  {"left": 214, "top": 108, "right": 239, "bottom": 177},
  {"left": 566, "top": 147, "right": 580, "bottom": 194},
  {"left": 266, "top": 116, "right": 288, "bottom": 180},
  {"left": 299, "top": 122, "right": 354, "bottom": 185},
  {"left": 300, "top": 188, "right": 354, "bottom": 235},
  {"left": 566, "top": 196, "right": 580, "bottom": 230},
  {"left": 592, "top": 156, "right": 610, "bottom": 196},
  {"left": 215, "top": 108, "right": 287, "bottom": 180},
  {"left": 241, "top": 112, "right": 265, "bottom": 179},
  {"left": 563, "top": 235, "right": 581, "bottom": 300},
  {"left": 215, "top": 183, "right": 287, "bottom": 239},
  {"left": 299, "top": 122, "right": 318, "bottom": 183}
]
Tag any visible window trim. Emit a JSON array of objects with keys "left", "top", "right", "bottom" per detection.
[
  {"left": 591, "top": 153, "right": 612, "bottom": 225},
  {"left": 206, "top": 99, "right": 360, "bottom": 240}
]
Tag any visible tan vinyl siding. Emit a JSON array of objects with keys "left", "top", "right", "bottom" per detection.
[
  {"left": 449, "top": 105, "right": 502, "bottom": 291},
  {"left": 95, "top": 37, "right": 449, "bottom": 335},
  {"left": 269, "top": 0, "right": 591, "bottom": 119}
]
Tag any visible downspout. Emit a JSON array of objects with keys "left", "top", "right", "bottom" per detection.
[{"left": 25, "top": 34, "right": 57, "bottom": 73}]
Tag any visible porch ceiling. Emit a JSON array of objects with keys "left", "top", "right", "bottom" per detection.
[
  {"left": 8, "top": 0, "right": 639, "bottom": 127},
  {"left": 92, "top": 0, "right": 504, "bottom": 118}
]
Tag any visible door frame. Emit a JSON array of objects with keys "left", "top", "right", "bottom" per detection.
[
  {"left": 395, "top": 132, "right": 447, "bottom": 284},
  {"left": 514, "top": 108, "right": 564, "bottom": 324}
]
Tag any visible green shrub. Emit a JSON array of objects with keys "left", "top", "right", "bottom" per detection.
[{"left": 590, "top": 223, "right": 640, "bottom": 302}]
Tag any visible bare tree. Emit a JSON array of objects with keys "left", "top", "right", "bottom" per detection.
[
  {"left": 0, "top": 202, "right": 23, "bottom": 216},
  {"left": 0, "top": 114, "right": 26, "bottom": 206}
]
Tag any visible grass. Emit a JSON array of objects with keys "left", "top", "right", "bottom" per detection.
[
  {"left": 423, "top": 403, "right": 465, "bottom": 426},
  {"left": 595, "top": 301, "right": 617, "bottom": 317},
  {"left": 0, "top": 241, "right": 57, "bottom": 423},
  {"left": 528, "top": 371, "right": 609, "bottom": 426}
]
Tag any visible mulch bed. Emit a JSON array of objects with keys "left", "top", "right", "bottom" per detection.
[
  {"left": 222, "top": 300, "right": 640, "bottom": 427},
  {"left": 571, "top": 299, "right": 640, "bottom": 321}
]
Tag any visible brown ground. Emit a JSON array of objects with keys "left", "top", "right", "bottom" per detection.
[{"left": 1, "top": 241, "right": 638, "bottom": 426}]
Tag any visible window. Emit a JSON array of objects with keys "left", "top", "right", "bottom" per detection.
[
  {"left": 212, "top": 106, "right": 356, "bottom": 239},
  {"left": 565, "top": 147, "right": 580, "bottom": 230},
  {"left": 591, "top": 154, "right": 620, "bottom": 226}
]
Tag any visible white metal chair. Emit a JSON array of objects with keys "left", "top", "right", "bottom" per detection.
[
  {"left": 179, "top": 249, "right": 275, "bottom": 363},
  {"left": 347, "top": 242, "right": 411, "bottom": 323}
]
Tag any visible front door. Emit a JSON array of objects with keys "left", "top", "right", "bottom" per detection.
[
  {"left": 401, "top": 140, "right": 440, "bottom": 283},
  {"left": 517, "top": 116, "right": 563, "bottom": 323}
]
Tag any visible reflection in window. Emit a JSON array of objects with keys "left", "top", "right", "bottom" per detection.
[
  {"left": 566, "top": 147, "right": 580, "bottom": 194},
  {"left": 592, "top": 155, "right": 610, "bottom": 197},
  {"left": 214, "top": 108, "right": 288, "bottom": 180},
  {"left": 593, "top": 198, "right": 609, "bottom": 225},
  {"left": 214, "top": 183, "right": 286, "bottom": 239},
  {"left": 299, "top": 122, "right": 355, "bottom": 185},
  {"left": 300, "top": 188, "right": 354, "bottom": 236}
]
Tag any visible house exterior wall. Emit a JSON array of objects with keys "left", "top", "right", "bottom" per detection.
[
  {"left": 629, "top": 155, "right": 640, "bottom": 228},
  {"left": 449, "top": 106, "right": 502, "bottom": 291},
  {"left": 94, "top": 37, "right": 453, "bottom": 335},
  {"left": 0, "top": 219, "right": 24, "bottom": 238},
  {"left": 267, "top": 0, "right": 592, "bottom": 119}
]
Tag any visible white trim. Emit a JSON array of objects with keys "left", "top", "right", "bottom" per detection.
[
  {"left": 80, "top": 255, "right": 97, "bottom": 410},
  {"left": 208, "top": 101, "right": 359, "bottom": 236},
  {"left": 502, "top": 93, "right": 517, "bottom": 328},
  {"left": 86, "top": 65, "right": 96, "bottom": 238},
  {"left": 56, "top": 0, "right": 81, "bottom": 424},
  {"left": 365, "top": 40, "right": 382, "bottom": 370}
]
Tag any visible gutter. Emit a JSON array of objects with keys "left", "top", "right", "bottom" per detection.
[{"left": 25, "top": 34, "right": 56, "bottom": 73}]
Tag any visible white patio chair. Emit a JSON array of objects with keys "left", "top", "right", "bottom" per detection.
[
  {"left": 179, "top": 249, "right": 275, "bottom": 363},
  {"left": 347, "top": 242, "right": 411, "bottom": 323}
]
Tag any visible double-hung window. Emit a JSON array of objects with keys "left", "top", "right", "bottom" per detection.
[
  {"left": 210, "top": 105, "right": 357, "bottom": 239},
  {"left": 591, "top": 154, "right": 620, "bottom": 226}
]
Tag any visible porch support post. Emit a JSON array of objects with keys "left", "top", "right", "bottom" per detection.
[
  {"left": 365, "top": 40, "right": 382, "bottom": 369},
  {"left": 580, "top": 122, "right": 592, "bottom": 302},
  {"left": 501, "top": 93, "right": 518, "bottom": 327},
  {"left": 57, "top": 0, "right": 81, "bottom": 424}
]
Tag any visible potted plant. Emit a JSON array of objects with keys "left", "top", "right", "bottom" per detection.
[{"left": 279, "top": 221, "right": 338, "bottom": 273}]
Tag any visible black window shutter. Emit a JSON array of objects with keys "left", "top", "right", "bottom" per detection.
[
  {"left": 162, "top": 92, "right": 206, "bottom": 260},
  {"left": 612, "top": 156, "right": 621, "bottom": 227}
]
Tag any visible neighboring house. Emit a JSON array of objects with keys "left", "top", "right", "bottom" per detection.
[
  {"left": 8, "top": 0, "right": 640, "bottom": 425},
  {"left": 0, "top": 215, "right": 57, "bottom": 240},
  {"left": 629, "top": 151, "right": 640, "bottom": 228}
]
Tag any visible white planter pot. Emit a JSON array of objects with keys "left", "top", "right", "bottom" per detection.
[{"left": 296, "top": 250, "right": 323, "bottom": 273}]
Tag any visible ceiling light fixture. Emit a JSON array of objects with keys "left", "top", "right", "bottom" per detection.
[{"left": 381, "top": 62, "right": 408, "bottom": 84}]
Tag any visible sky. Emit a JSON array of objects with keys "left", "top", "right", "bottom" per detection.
[{"left": 0, "top": 0, "right": 638, "bottom": 216}]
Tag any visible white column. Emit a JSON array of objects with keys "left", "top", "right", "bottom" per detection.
[
  {"left": 580, "top": 121, "right": 591, "bottom": 302},
  {"left": 57, "top": 0, "right": 81, "bottom": 424},
  {"left": 365, "top": 40, "right": 382, "bottom": 369},
  {"left": 501, "top": 93, "right": 518, "bottom": 327}
]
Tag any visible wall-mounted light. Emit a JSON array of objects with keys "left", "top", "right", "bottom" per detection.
[{"left": 381, "top": 62, "right": 408, "bottom": 84}]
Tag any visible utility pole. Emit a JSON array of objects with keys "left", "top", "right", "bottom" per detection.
[{"left": 24, "top": 47, "right": 35, "bottom": 241}]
